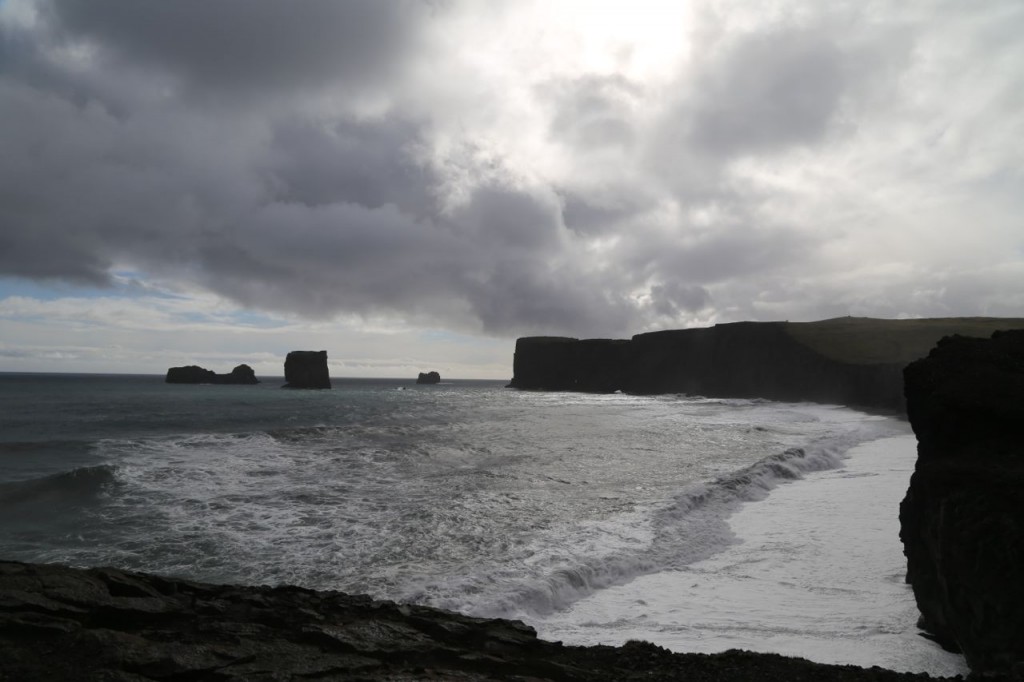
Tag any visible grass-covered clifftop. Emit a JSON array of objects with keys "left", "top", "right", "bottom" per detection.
[{"left": 784, "top": 316, "right": 1024, "bottom": 365}]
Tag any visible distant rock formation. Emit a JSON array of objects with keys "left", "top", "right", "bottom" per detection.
[
  {"left": 283, "top": 350, "right": 331, "bottom": 389},
  {"left": 0, "top": 560, "right": 958, "bottom": 682},
  {"left": 508, "top": 323, "right": 905, "bottom": 410},
  {"left": 900, "top": 330, "right": 1024, "bottom": 674},
  {"left": 165, "top": 364, "right": 258, "bottom": 384},
  {"left": 416, "top": 371, "right": 441, "bottom": 384},
  {"left": 507, "top": 317, "right": 1024, "bottom": 413}
]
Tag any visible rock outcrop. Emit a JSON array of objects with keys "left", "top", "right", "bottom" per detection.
[
  {"left": 508, "top": 324, "right": 904, "bottom": 410},
  {"left": 165, "top": 364, "right": 259, "bottom": 384},
  {"left": 900, "top": 330, "right": 1024, "bottom": 674},
  {"left": 283, "top": 350, "right": 331, "bottom": 389},
  {"left": 416, "top": 371, "right": 441, "bottom": 384},
  {"left": 508, "top": 318, "right": 1024, "bottom": 412},
  {"left": 0, "top": 560, "right": 963, "bottom": 681}
]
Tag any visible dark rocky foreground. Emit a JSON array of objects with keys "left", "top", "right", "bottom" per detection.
[
  {"left": 900, "top": 330, "right": 1024, "bottom": 675},
  {"left": 283, "top": 350, "right": 331, "bottom": 389},
  {"left": 0, "top": 561, "right": 964, "bottom": 682},
  {"left": 165, "top": 364, "right": 259, "bottom": 385}
]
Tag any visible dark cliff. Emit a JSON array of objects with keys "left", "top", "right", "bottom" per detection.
[
  {"left": 283, "top": 350, "right": 331, "bottom": 389},
  {"left": 508, "top": 321, "right": 905, "bottom": 410},
  {"left": 0, "top": 560, "right": 964, "bottom": 681},
  {"left": 508, "top": 317, "right": 1024, "bottom": 412},
  {"left": 900, "top": 330, "right": 1024, "bottom": 674},
  {"left": 165, "top": 364, "right": 259, "bottom": 385}
]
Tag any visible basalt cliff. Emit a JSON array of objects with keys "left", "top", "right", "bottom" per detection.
[
  {"left": 508, "top": 317, "right": 1024, "bottom": 413},
  {"left": 900, "top": 330, "right": 1024, "bottom": 675}
]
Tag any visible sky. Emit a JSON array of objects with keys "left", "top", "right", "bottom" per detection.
[{"left": 1, "top": 0, "right": 1022, "bottom": 378}]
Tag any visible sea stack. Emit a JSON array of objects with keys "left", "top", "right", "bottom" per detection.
[
  {"left": 900, "top": 330, "right": 1024, "bottom": 674},
  {"left": 166, "top": 364, "right": 259, "bottom": 384},
  {"left": 283, "top": 351, "right": 331, "bottom": 389},
  {"left": 416, "top": 371, "right": 441, "bottom": 385}
]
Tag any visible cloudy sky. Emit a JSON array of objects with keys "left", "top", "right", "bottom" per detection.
[{"left": 1, "top": 0, "right": 1022, "bottom": 378}]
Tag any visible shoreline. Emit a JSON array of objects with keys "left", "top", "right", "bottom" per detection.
[{"left": 533, "top": 433, "right": 967, "bottom": 677}]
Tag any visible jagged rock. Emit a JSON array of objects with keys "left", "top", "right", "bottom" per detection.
[
  {"left": 900, "top": 330, "right": 1024, "bottom": 675},
  {"left": 416, "top": 371, "right": 441, "bottom": 384},
  {"left": 165, "top": 364, "right": 259, "bottom": 384},
  {"left": 0, "top": 561, "right": 965, "bottom": 681},
  {"left": 283, "top": 350, "right": 331, "bottom": 389}
]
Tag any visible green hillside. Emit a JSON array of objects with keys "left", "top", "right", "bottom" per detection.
[{"left": 783, "top": 317, "right": 1024, "bottom": 365}]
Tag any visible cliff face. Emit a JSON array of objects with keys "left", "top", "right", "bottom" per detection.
[
  {"left": 900, "top": 330, "right": 1024, "bottom": 674},
  {"left": 165, "top": 364, "right": 259, "bottom": 385},
  {"left": 283, "top": 350, "right": 331, "bottom": 389},
  {"left": 508, "top": 322, "right": 904, "bottom": 411}
]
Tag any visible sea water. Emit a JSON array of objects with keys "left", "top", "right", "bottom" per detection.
[{"left": 0, "top": 373, "right": 966, "bottom": 675}]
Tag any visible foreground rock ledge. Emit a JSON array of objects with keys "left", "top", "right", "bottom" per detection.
[{"left": 1, "top": 561, "right": 963, "bottom": 681}]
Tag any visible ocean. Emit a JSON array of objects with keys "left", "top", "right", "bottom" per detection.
[{"left": 0, "top": 373, "right": 967, "bottom": 676}]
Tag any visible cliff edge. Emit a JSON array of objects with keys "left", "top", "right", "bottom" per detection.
[{"left": 900, "top": 330, "right": 1024, "bottom": 674}]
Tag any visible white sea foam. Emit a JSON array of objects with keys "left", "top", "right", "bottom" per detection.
[{"left": 533, "top": 434, "right": 969, "bottom": 677}]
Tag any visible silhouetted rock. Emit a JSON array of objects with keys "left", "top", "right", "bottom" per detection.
[
  {"left": 416, "top": 371, "right": 441, "bottom": 384},
  {"left": 900, "top": 330, "right": 1024, "bottom": 674},
  {"left": 0, "top": 560, "right": 965, "bottom": 681},
  {"left": 226, "top": 364, "right": 258, "bottom": 384},
  {"left": 284, "top": 350, "right": 331, "bottom": 389},
  {"left": 508, "top": 324, "right": 903, "bottom": 409},
  {"left": 165, "top": 364, "right": 259, "bottom": 384},
  {"left": 508, "top": 318, "right": 1024, "bottom": 412}
]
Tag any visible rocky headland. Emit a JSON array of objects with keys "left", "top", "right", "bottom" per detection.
[
  {"left": 508, "top": 317, "right": 1024, "bottom": 413},
  {"left": 283, "top": 350, "right": 331, "bottom": 389},
  {"left": 0, "top": 560, "right": 963, "bottom": 681},
  {"left": 416, "top": 371, "right": 441, "bottom": 384},
  {"left": 900, "top": 330, "right": 1024, "bottom": 675},
  {"left": 165, "top": 364, "right": 259, "bottom": 385}
]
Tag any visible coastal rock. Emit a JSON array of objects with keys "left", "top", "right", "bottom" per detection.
[
  {"left": 416, "top": 371, "right": 441, "bottom": 384},
  {"left": 900, "top": 330, "right": 1024, "bottom": 674},
  {"left": 284, "top": 350, "right": 331, "bottom": 389},
  {"left": 0, "top": 560, "right": 964, "bottom": 682},
  {"left": 508, "top": 324, "right": 903, "bottom": 408},
  {"left": 508, "top": 318, "right": 1024, "bottom": 412},
  {"left": 165, "top": 364, "right": 259, "bottom": 384}
]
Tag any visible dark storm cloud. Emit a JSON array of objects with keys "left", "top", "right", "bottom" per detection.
[
  {"left": 41, "top": 0, "right": 430, "bottom": 97},
  {"left": 2, "top": 1, "right": 1021, "bottom": 343}
]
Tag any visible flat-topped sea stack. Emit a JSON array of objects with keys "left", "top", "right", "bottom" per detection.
[
  {"left": 165, "top": 364, "right": 258, "bottom": 384},
  {"left": 508, "top": 317, "right": 1024, "bottom": 412},
  {"left": 283, "top": 350, "right": 331, "bottom": 389},
  {"left": 416, "top": 371, "right": 441, "bottom": 384},
  {"left": 900, "top": 330, "right": 1024, "bottom": 674}
]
